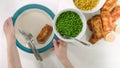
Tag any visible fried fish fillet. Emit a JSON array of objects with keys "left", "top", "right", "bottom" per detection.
[
  {"left": 88, "top": 0, "right": 119, "bottom": 44},
  {"left": 37, "top": 24, "right": 53, "bottom": 43},
  {"left": 87, "top": 15, "right": 103, "bottom": 39},
  {"left": 89, "top": 34, "right": 100, "bottom": 44},
  {"left": 101, "top": 0, "right": 118, "bottom": 12},
  {"left": 88, "top": 13, "right": 114, "bottom": 44},
  {"left": 100, "top": 11, "right": 113, "bottom": 36},
  {"left": 111, "top": 6, "right": 120, "bottom": 23},
  {"left": 88, "top": 15, "right": 104, "bottom": 44},
  {"left": 91, "top": 15, "right": 103, "bottom": 39}
]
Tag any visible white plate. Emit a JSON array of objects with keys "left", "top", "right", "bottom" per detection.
[{"left": 12, "top": 4, "right": 57, "bottom": 53}]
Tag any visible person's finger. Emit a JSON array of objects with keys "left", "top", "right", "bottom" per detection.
[
  {"left": 8, "top": 17, "right": 12, "bottom": 24},
  {"left": 57, "top": 40, "right": 63, "bottom": 45},
  {"left": 53, "top": 39, "right": 59, "bottom": 49},
  {"left": 63, "top": 42, "right": 67, "bottom": 47},
  {"left": 60, "top": 40, "right": 67, "bottom": 45},
  {"left": 6, "top": 17, "right": 12, "bottom": 26},
  {"left": 8, "top": 17, "right": 14, "bottom": 28},
  {"left": 3, "top": 17, "right": 9, "bottom": 32},
  {"left": 9, "top": 17, "right": 15, "bottom": 32},
  {"left": 50, "top": 46, "right": 55, "bottom": 51},
  {"left": 58, "top": 39, "right": 67, "bottom": 47},
  {"left": 3, "top": 17, "right": 13, "bottom": 31}
]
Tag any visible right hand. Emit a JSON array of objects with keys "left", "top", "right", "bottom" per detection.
[
  {"left": 53, "top": 39, "right": 67, "bottom": 61},
  {"left": 53, "top": 39, "right": 73, "bottom": 68}
]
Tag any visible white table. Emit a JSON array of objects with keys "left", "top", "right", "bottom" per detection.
[{"left": 1, "top": 0, "right": 120, "bottom": 68}]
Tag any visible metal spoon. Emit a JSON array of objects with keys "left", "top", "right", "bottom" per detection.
[{"left": 63, "top": 35, "right": 91, "bottom": 46}]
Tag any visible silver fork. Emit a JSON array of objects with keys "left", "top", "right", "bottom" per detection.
[
  {"left": 28, "top": 33, "right": 43, "bottom": 61},
  {"left": 18, "top": 28, "right": 43, "bottom": 61}
]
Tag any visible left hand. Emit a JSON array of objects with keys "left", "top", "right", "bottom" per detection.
[{"left": 3, "top": 17, "right": 15, "bottom": 45}]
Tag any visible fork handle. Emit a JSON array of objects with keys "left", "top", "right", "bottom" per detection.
[
  {"left": 27, "top": 42, "right": 43, "bottom": 61},
  {"left": 30, "top": 41, "right": 43, "bottom": 61}
]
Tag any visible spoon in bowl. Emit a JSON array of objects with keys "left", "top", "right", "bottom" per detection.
[{"left": 63, "top": 35, "right": 92, "bottom": 46}]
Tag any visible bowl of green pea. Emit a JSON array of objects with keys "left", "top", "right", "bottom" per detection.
[{"left": 53, "top": 9, "right": 87, "bottom": 42}]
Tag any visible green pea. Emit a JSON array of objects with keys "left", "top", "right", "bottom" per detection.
[{"left": 56, "top": 11, "right": 83, "bottom": 37}]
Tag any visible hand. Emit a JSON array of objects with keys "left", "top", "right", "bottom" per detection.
[
  {"left": 3, "top": 17, "right": 15, "bottom": 45},
  {"left": 53, "top": 39, "right": 67, "bottom": 61},
  {"left": 53, "top": 39, "right": 73, "bottom": 68},
  {"left": 3, "top": 17, "right": 22, "bottom": 68}
]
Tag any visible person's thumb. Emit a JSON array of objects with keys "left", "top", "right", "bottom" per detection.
[{"left": 53, "top": 39, "right": 58, "bottom": 49}]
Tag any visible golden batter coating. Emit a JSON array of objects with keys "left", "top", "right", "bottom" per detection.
[
  {"left": 87, "top": 15, "right": 103, "bottom": 44},
  {"left": 111, "top": 6, "right": 120, "bottom": 23},
  {"left": 100, "top": 11, "right": 113, "bottom": 36},
  {"left": 87, "top": 0, "right": 119, "bottom": 44},
  {"left": 101, "top": 0, "right": 118, "bottom": 12},
  {"left": 90, "top": 15, "right": 103, "bottom": 39},
  {"left": 87, "top": 12, "right": 114, "bottom": 44},
  {"left": 37, "top": 24, "right": 53, "bottom": 43},
  {"left": 89, "top": 34, "right": 100, "bottom": 44},
  {"left": 87, "top": 15, "right": 103, "bottom": 39}
]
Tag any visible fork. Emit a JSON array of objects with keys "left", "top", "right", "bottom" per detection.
[
  {"left": 18, "top": 28, "right": 43, "bottom": 61},
  {"left": 28, "top": 33, "right": 43, "bottom": 61}
]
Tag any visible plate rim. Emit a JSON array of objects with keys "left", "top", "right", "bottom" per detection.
[{"left": 12, "top": 4, "right": 57, "bottom": 53}]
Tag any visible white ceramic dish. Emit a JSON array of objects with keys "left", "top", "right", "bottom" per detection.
[
  {"left": 53, "top": 9, "right": 87, "bottom": 42},
  {"left": 73, "top": 0, "right": 106, "bottom": 13}
]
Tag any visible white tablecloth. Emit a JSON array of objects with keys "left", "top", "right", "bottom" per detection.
[{"left": 1, "top": 0, "right": 120, "bottom": 68}]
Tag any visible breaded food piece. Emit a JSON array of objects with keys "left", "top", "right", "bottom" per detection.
[
  {"left": 100, "top": 11, "right": 113, "bottom": 36},
  {"left": 91, "top": 15, "right": 103, "bottom": 39},
  {"left": 111, "top": 6, "right": 120, "bottom": 23},
  {"left": 101, "top": 0, "right": 118, "bottom": 12},
  {"left": 89, "top": 34, "right": 100, "bottom": 44},
  {"left": 87, "top": 15, "right": 101, "bottom": 31},
  {"left": 87, "top": 15, "right": 103, "bottom": 39},
  {"left": 88, "top": 15, "right": 103, "bottom": 44},
  {"left": 104, "top": 32, "right": 115, "bottom": 42},
  {"left": 37, "top": 24, "right": 53, "bottom": 43}
]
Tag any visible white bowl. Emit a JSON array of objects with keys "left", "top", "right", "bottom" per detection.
[
  {"left": 73, "top": 0, "right": 106, "bottom": 13},
  {"left": 53, "top": 9, "right": 87, "bottom": 42}
]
